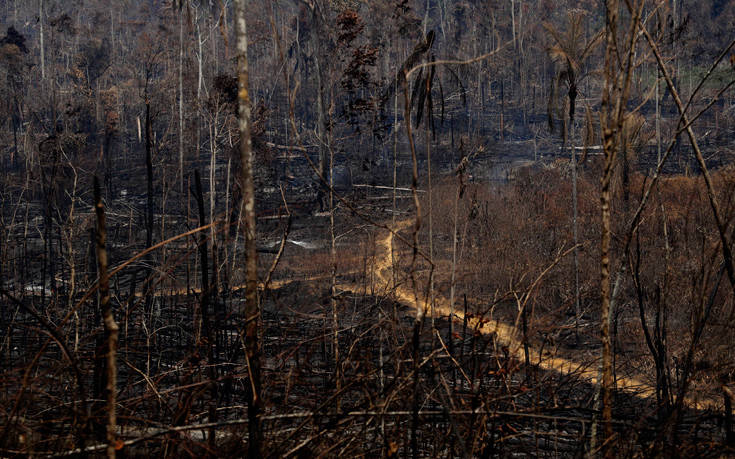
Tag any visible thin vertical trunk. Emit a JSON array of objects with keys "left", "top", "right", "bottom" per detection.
[
  {"left": 500, "top": 80, "right": 505, "bottom": 142},
  {"left": 179, "top": 11, "right": 185, "bottom": 193},
  {"left": 392, "top": 72, "right": 398, "bottom": 288},
  {"left": 517, "top": 0, "right": 524, "bottom": 110},
  {"left": 145, "top": 103, "right": 154, "bottom": 313},
  {"left": 91, "top": 227, "right": 104, "bottom": 437},
  {"left": 211, "top": 15, "right": 218, "bottom": 75},
  {"left": 314, "top": 41, "right": 327, "bottom": 180},
  {"left": 448, "top": 174, "right": 461, "bottom": 382},
  {"left": 672, "top": 0, "right": 679, "bottom": 102},
  {"left": 39, "top": 0, "right": 45, "bottom": 80},
  {"left": 426, "top": 75, "right": 435, "bottom": 329},
  {"left": 110, "top": 10, "right": 114, "bottom": 55},
  {"left": 194, "top": 170, "right": 218, "bottom": 451},
  {"left": 388, "top": 71, "right": 398, "bottom": 423},
  {"left": 423, "top": 0, "right": 431, "bottom": 35},
  {"left": 450, "top": 113, "right": 454, "bottom": 149},
  {"left": 94, "top": 177, "right": 118, "bottom": 459},
  {"left": 224, "top": 157, "right": 232, "bottom": 292},
  {"left": 600, "top": 1, "right": 644, "bottom": 451},
  {"left": 510, "top": 0, "right": 516, "bottom": 46},
  {"left": 197, "top": 21, "right": 203, "bottom": 101},
  {"left": 401, "top": 69, "right": 423, "bottom": 459},
  {"left": 234, "top": 2, "right": 261, "bottom": 457},
  {"left": 570, "top": 99, "right": 580, "bottom": 341},
  {"left": 209, "top": 120, "right": 218, "bottom": 293},
  {"left": 600, "top": 58, "right": 615, "bottom": 459},
  {"left": 600, "top": 1, "right": 622, "bottom": 454},
  {"left": 518, "top": 0, "right": 523, "bottom": 57},
  {"left": 655, "top": 68, "right": 661, "bottom": 163},
  {"left": 11, "top": 116, "right": 17, "bottom": 169},
  {"left": 330, "top": 130, "right": 340, "bottom": 409}
]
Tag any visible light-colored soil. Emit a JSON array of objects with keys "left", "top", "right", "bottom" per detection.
[{"left": 373, "top": 219, "right": 718, "bottom": 411}]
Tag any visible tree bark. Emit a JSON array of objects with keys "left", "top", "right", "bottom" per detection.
[
  {"left": 311, "top": 2, "right": 328, "bottom": 182},
  {"left": 145, "top": 102, "right": 154, "bottom": 314},
  {"left": 39, "top": 0, "right": 45, "bottom": 80},
  {"left": 569, "top": 86, "right": 580, "bottom": 342},
  {"left": 194, "top": 170, "right": 218, "bottom": 451},
  {"left": 179, "top": 9, "right": 185, "bottom": 193},
  {"left": 600, "top": 1, "right": 619, "bottom": 455},
  {"left": 329, "top": 116, "right": 340, "bottom": 409},
  {"left": 94, "top": 177, "right": 118, "bottom": 459},
  {"left": 234, "top": 2, "right": 261, "bottom": 457}
]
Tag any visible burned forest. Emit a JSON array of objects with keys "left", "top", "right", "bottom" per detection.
[{"left": 4, "top": 0, "right": 735, "bottom": 457}]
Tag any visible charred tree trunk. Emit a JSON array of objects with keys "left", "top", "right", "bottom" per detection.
[
  {"left": 568, "top": 75, "right": 580, "bottom": 343},
  {"left": 600, "top": 2, "right": 619, "bottom": 455},
  {"left": 194, "top": 170, "right": 218, "bottom": 452},
  {"left": 179, "top": 9, "right": 185, "bottom": 193},
  {"left": 91, "top": 225, "right": 105, "bottom": 442},
  {"left": 94, "top": 177, "right": 119, "bottom": 459},
  {"left": 145, "top": 102, "right": 154, "bottom": 313},
  {"left": 234, "top": 2, "right": 261, "bottom": 457}
]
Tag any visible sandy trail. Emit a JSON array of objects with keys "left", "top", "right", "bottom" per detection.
[{"left": 373, "top": 220, "right": 718, "bottom": 410}]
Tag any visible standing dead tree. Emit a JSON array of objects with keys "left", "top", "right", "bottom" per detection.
[
  {"left": 94, "top": 176, "right": 119, "bottom": 459},
  {"left": 599, "top": 0, "right": 643, "bottom": 456},
  {"left": 145, "top": 102, "right": 154, "bottom": 314},
  {"left": 194, "top": 169, "right": 218, "bottom": 452},
  {"left": 233, "top": 1, "right": 261, "bottom": 457}
]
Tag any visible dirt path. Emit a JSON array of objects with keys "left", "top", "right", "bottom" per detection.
[{"left": 373, "top": 220, "right": 718, "bottom": 410}]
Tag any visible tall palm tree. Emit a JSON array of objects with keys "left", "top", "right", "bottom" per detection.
[{"left": 544, "top": 11, "right": 602, "bottom": 342}]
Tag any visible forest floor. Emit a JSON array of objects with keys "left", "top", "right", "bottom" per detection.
[
  {"left": 261, "top": 195, "right": 721, "bottom": 414},
  {"left": 362, "top": 218, "right": 722, "bottom": 410}
]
